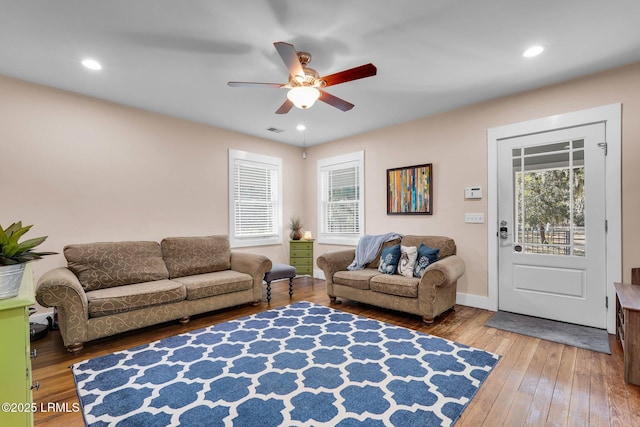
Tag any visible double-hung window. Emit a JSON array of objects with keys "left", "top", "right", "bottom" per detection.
[
  {"left": 229, "top": 149, "right": 282, "bottom": 247},
  {"left": 317, "top": 151, "right": 364, "bottom": 245}
]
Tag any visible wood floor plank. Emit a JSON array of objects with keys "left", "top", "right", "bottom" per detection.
[
  {"left": 546, "top": 346, "right": 578, "bottom": 426},
  {"left": 606, "top": 337, "right": 636, "bottom": 427},
  {"left": 449, "top": 308, "right": 494, "bottom": 345},
  {"left": 427, "top": 304, "right": 475, "bottom": 338},
  {"left": 524, "top": 338, "right": 564, "bottom": 426},
  {"left": 29, "top": 277, "right": 639, "bottom": 426},
  {"left": 590, "top": 349, "right": 612, "bottom": 427},
  {"left": 630, "top": 384, "right": 640, "bottom": 427},
  {"left": 567, "top": 348, "right": 592, "bottom": 427},
  {"left": 502, "top": 338, "right": 553, "bottom": 426},
  {"left": 481, "top": 336, "right": 541, "bottom": 426}
]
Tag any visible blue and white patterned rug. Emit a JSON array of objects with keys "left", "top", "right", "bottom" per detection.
[{"left": 72, "top": 302, "right": 500, "bottom": 426}]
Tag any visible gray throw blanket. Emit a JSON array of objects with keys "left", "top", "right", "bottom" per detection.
[{"left": 347, "top": 232, "right": 403, "bottom": 270}]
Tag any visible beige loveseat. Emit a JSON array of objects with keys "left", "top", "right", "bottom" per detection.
[
  {"left": 36, "top": 235, "right": 271, "bottom": 353},
  {"left": 317, "top": 235, "right": 464, "bottom": 324}
]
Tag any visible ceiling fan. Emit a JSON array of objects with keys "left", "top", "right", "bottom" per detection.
[{"left": 227, "top": 42, "right": 377, "bottom": 114}]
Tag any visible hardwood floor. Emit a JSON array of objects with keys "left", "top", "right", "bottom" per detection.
[{"left": 32, "top": 277, "right": 640, "bottom": 426}]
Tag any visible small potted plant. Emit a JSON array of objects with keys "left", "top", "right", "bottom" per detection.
[
  {"left": 0, "top": 221, "right": 57, "bottom": 299},
  {"left": 289, "top": 217, "right": 303, "bottom": 240}
]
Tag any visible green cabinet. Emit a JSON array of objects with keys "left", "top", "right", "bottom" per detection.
[
  {"left": 0, "top": 264, "right": 35, "bottom": 427},
  {"left": 290, "top": 240, "right": 314, "bottom": 276}
]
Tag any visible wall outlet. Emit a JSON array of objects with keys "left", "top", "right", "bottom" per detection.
[{"left": 465, "top": 213, "right": 485, "bottom": 223}]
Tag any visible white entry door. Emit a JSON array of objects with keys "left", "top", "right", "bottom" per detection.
[{"left": 497, "top": 124, "right": 607, "bottom": 328}]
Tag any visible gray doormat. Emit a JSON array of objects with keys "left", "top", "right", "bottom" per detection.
[{"left": 485, "top": 311, "right": 611, "bottom": 354}]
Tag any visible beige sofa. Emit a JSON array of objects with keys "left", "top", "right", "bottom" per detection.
[
  {"left": 36, "top": 235, "right": 271, "bottom": 353},
  {"left": 317, "top": 235, "right": 464, "bottom": 324}
]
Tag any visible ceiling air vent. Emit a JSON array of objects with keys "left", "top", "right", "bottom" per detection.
[{"left": 266, "top": 127, "right": 285, "bottom": 133}]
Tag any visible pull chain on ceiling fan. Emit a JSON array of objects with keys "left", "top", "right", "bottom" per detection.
[{"left": 227, "top": 42, "right": 377, "bottom": 114}]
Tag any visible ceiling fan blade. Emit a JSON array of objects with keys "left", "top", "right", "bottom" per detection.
[
  {"left": 319, "top": 91, "right": 354, "bottom": 112},
  {"left": 275, "top": 99, "right": 294, "bottom": 114},
  {"left": 274, "top": 41, "right": 304, "bottom": 78},
  {"left": 321, "top": 63, "right": 377, "bottom": 87},
  {"left": 227, "top": 81, "right": 284, "bottom": 88}
]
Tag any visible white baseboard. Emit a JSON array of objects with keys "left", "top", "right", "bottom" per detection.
[
  {"left": 314, "top": 269, "right": 325, "bottom": 280},
  {"left": 455, "top": 292, "right": 496, "bottom": 311}
]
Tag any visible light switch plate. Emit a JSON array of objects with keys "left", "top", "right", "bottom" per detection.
[{"left": 465, "top": 213, "right": 485, "bottom": 223}]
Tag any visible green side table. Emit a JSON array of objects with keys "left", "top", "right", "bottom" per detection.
[
  {"left": 290, "top": 239, "right": 314, "bottom": 276},
  {"left": 0, "top": 263, "right": 35, "bottom": 427}
]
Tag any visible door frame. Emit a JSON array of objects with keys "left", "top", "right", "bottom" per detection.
[{"left": 487, "top": 103, "right": 621, "bottom": 333}]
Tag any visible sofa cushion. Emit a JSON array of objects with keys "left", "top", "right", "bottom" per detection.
[
  {"left": 172, "top": 270, "right": 252, "bottom": 300},
  {"left": 370, "top": 274, "right": 420, "bottom": 298},
  {"left": 161, "top": 235, "right": 231, "bottom": 279},
  {"left": 378, "top": 244, "right": 401, "bottom": 275},
  {"left": 334, "top": 268, "right": 381, "bottom": 290},
  {"left": 65, "top": 241, "right": 170, "bottom": 291},
  {"left": 414, "top": 244, "right": 440, "bottom": 278},
  {"left": 86, "top": 279, "right": 186, "bottom": 318},
  {"left": 398, "top": 246, "right": 418, "bottom": 278}
]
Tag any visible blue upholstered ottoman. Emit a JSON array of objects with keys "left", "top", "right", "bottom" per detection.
[{"left": 263, "top": 263, "right": 296, "bottom": 303}]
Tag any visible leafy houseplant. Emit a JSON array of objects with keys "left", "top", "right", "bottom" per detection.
[
  {"left": 0, "top": 221, "right": 57, "bottom": 299},
  {"left": 289, "top": 217, "right": 303, "bottom": 241}
]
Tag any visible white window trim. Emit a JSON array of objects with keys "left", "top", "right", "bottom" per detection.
[
  {"left": 317, "top": 151, "right": 365, "bottom": 246},
  {"left": 228, "top": 149, "right": 283, "bottom": 248}
]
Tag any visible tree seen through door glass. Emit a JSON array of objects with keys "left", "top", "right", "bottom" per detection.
[{"left": 513, "top": 139, "right": 585, "bottom": 256}]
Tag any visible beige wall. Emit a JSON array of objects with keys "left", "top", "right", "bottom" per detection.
[
  {"left": 306, "top": 62, "right": 640, "bottom": 298},
  {"left": 2, "top": 61, "right": 639, "bottom": 307},
  {"left": 0, "top": 76, "right": 307, "bottom": 284}
]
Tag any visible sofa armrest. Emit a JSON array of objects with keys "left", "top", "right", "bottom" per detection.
[
  {"left": 36, "top": 267, "right": 88, "bottom": 314},
  {"left": 316, "top": 249, "right": 355, "bottom": 286},
  {"left": 36, "top": 267, "right": 90, "bottom": 348},
  {"left": 230, "top": 252, "right": 272, "bottom": 286},
  {"left": 420, "top": 255, "right": 466, "bottom": 288}
]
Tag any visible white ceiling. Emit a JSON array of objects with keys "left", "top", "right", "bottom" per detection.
[{"left": 2, "top": 0, "right": 639, "bottom": 146}]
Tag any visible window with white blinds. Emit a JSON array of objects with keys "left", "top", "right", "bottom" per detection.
[
  {"left": 317, "top": 151, "right": 364, "bottom": 245},
  {"left": 229, "top": 150, "right": 282, "bottom": 247}
]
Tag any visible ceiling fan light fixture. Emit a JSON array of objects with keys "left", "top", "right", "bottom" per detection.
[
  {"left": 287, "top": 86, "right": 320, "bottom": 109},
  {"left": 229, "top": 42, "right": 377, "bottom": 114}
]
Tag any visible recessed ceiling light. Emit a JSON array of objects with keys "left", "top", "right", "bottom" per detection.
[
  {"left": 523, "top": 45, "right": 544, "bottom": 58},
  {"left": 82, "top": 59, "right": 102, "bottom": 70},
  {"left": 296, "top": 124, "right": 306, "bottom": 131}
]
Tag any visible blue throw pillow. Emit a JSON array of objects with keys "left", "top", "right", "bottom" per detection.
[
  {"left": 413, "top": 244, "right": 440, "bottom": 278},
  {"left": 378, "top": 244, "right": 401, "bottom": 275}
]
